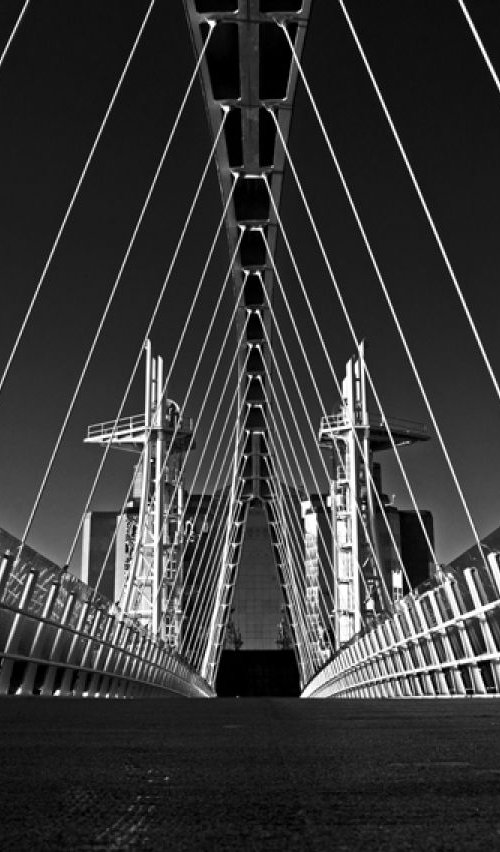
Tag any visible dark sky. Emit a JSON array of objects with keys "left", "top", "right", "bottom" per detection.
[{"left": 1, "top": 0, "right": 500, "bottom": 570}]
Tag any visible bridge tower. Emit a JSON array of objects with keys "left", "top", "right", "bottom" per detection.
[
  {"left": 319, "top": 344, "right": 429, "bottom": 650},
  {"left": 85, "top": 342, "right": 193, "bottom": 645},
  {"left": 318, "top": 343, "right": 373, "bottom": 648}
]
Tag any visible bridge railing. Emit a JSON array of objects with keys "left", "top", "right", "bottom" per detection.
[
  {"left": 87, "top": 413, "right": 147, "bottom": 441},
  {"left": 0, "top": 552, "right": 214, "bottom": 698},
  {"left": 302, "top": 555, "right": 500, "bottom": 698},
  {"left": 319, "top": 412, "right": 428, "bottom": 436},
  {"left": 86, "top": 414, "right": 195, "bottom": 442}
]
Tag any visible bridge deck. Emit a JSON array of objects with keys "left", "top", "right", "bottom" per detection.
[{"left": 1, "top": 697, "right": 499, "bottom": 850}]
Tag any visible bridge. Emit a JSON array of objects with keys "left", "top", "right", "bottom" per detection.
[{"left": 1, "top": 0, "right": 500, "bottom": 705}]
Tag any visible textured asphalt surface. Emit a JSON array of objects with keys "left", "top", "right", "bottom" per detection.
[{"left": 1, "top": 698, "right": 500, "bottom": 851}]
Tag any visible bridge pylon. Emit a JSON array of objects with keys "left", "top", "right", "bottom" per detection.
[
  {"left": 319, "top": 343, "right": 429, "bottom": 650},
  {"left": 85, "top": 341, "right": 193, "bottom": 645}
]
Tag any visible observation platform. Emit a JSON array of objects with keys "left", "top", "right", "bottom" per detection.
[
  {"left": 319, "top": 411, "right": 429, "bottom": 453},
  {"left": 85, "top": 413, "right": 194, "bottom": 453}
]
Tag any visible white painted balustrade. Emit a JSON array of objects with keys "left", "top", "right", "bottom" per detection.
[
  {"left": 302, "top": 555, "right": 500, "bottom": 698},
  {"left": 0, "top": 552, "right": 214, "bottom": 698}
]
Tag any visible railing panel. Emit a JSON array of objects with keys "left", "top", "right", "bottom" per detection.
[
  {"left": 1, "top": 564, "right": 30, "bottom": 609},
  {"left": 0, "top": 553, "right": 214, "bottom": 698},
  {"left": 466, "top": 618, "right": 488, "bottom": 656},
  {"left": 434, "top": 586, "right": 455, "bottom": 621},
  {"left": 486, "top": 612, "right": 500, "bottom": 651},
  {"left": 13, "top": 620, "right": 39, "bottom": 657},
  {"left": 302, "top": 561, "right": 500, "bottom": 699},
  {"left": 35, "top": 623, "right": 59, "bottom": 660},
  {"left": 0, "top": 610, "right": 15, "bottom": 647}
]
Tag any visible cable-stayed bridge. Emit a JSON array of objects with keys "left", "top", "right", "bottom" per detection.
[{"left": 1, "top": 0, "right": 500, "bottom": 700}]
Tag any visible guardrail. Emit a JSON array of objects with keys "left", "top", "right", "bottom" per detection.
[
  {"left": 0, "top": 552, "right": 214, "bottom": 698},
  {"left": 87, "top": 414, "right": 146, "bottom": 441},
  {"left": 320, "top": 412, "right": 428, "bottom": 436},
  {"left": 87, "top": 414, "right": 195, "bottom": 442},
  {"left": 302, "top": 555, "right": 500, "bottom": 698}
]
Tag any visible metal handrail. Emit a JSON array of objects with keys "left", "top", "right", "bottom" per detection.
[
  {"left": 87, "top": 414, "right": 146, "bottom": 439},
  {"left": 87, "top": 414, "right": 194, "bottom": 441},
  {"left": 320, "top": 412, "right": 428, "bottom": 435}
]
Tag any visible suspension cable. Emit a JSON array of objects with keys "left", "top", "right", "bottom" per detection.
[
  {"left": 261, "top": 371, "right": 368, "bottom": 661},
  {"left": 260, "top": 379, "right": 340, "bottom": 613},
  {"left": 266, "top": 496, "right": 315, "bottom": 681},
  {"left": 264, "top": 461, "right": 310, "bottom": 616},
  {"left": 260, "top": 370, "right": 367, "bottom": 632},
  {"left": 152, "top": 240, "right": 245, "bottom": 521},
  {"left": 267, "top": 459, "right": 331, "bottom": 677},
  {"left": 199, "top": 412, "right": 245, "bottom": 681},
  {"left": 269, "top": 105, "right": 487, "bottom": 568},
  {"left": 179, "top": 414, "right": 248, "bottom": 651},
  {"left": 65, "top": 104, "right": 227, "bottom": 568},
  {"left": 93, "top": 188, "right": 239, "bottom": 599},
  {"left": 153, "top": 310, "right": 249, "bottom": 613},
  {"left": 260, "top": 333, "right": 371, "bottom": 611},
  {"left": 92, "top": 215, "right": 242, "bottom": 600},
  {"left": 264, "top": 176, "right": 438, "bottom": 574},
  {"left": 161, "top": 348, "right": 251, "bottom": 621},
  {"left": 186, "top": 492, "right": 233, "bottom": 663},
  {"left": 190, "top": 478, "right": 245, "bottom": 670},
  {"left": 0, "top": 0, "right": 30, "bottom": 71},
  {"left": 335, "top": 4, "right": 500, "bottom": 407},
  {"left": 260, "top": 380, "right": 337, "bottom": 610},
  {"left": 261, "top": 303, "right": 388, "bottom": 602},
  {"left": 261, "top": 406, "right": 334, "bottom": 667},
  {"left": 183, "top": 503, "right": 233, "bottom": 664},
  {"left": 177, "top": 378, "right": 251, "bottom": 631},
  {"left": 0, "top": 0, "right": 161, "bottom": 400},
  {"left": 175, "top": 376, "right": 251, "bottom": 652},
  {"left": 182, "top": 463, "right": 238, "bottom": 660},
  {"left": 166, "top": 452, "right": 240, "bottom": 667},
  {"left": 261, "top": 228, "right": 414, "bottom": 592},
  {"left": 16, "top": 29, "right": 220, "bottom": 564},
  {"left": 117, "top": 248, "right": 244, "bottom": 607},
  {"left": 151, "top": 251, "right": 246, "bottom": 568},
  {"left": 457, "top": 0, "right": 500, "bottom": 96},
  {"left": 181, "top": 422, "right": 245, "bottom": 662}
]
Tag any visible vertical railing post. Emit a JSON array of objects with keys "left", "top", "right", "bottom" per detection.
[
  {"left": 0, "top": 568, "right": 39, "bottom": 695},
  {"left": 428, "top": 591, "right": 464, "bottom": 695},
  {"left": 88, "top": 612, "right": 115, "bottom": 696},
  {"left": 487, "top": 553, "right": 500, "bottom": 596},
  {"left": 391, "top": 612, "right": 413, "bottom": 696},
  {"left": 464, "top": 568, "right": 500, "bottom": 693},
  {"left": 19, "top": 578, "right": 60, "bottom": 696},
  {"left": 40, "top": 591, "right": 76, "bottom": 697},
  {"left": 78, "top": 608, "right": 104, "bottom": 672},
  {"left": 66, "top": 600, "right": 91, "bottom": 667},
  {"left": 0, "top": 550, "right": 14, "bottom": 602},
  {"left": 445, "top": 579, "right": 486, "bottom": 695},
  {"left": 414, "top": 596, "right": 448, "bottom": 696}
]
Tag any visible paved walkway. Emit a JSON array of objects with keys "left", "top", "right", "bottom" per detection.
[{"left": 1, "top": 698, "right": 499, "bottom": 850}]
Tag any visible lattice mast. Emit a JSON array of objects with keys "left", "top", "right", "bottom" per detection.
[
  {"left": 85, "top": 341, "right": 191, "bottom": 644},
  {"left": 319, "top": 343, "right": 379, "bottom": 649},
  {"left": 301, "top": 499, "right": 331, "bottom": 668},
  {"left": 319, "top": 344, "right": 430, "bottom": 650}
]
